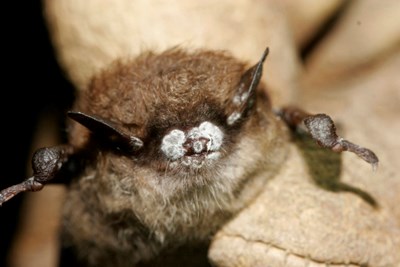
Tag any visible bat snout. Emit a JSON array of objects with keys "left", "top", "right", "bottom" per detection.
[
  {"left": 161, "top": 121, "right": 224, "bottom": 168},
  {"left": 183, "top": 137, "right": 210, "bottom": 156}
]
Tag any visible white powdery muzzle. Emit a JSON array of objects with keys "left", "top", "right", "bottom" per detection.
[{"left": 161, "top": 121, "right": 224, "bottom": 168}]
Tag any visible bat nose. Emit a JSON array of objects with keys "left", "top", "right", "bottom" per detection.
[{"left": 183, "top": 137, "right": 210, "bottom": 155}]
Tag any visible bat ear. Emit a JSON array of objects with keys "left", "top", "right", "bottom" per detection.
[
  {"left": 67, "top": 111, "right": 143, "bottom": 152},
  {"left": 226, "top": 47, "right": 269, "bottom": 126}
]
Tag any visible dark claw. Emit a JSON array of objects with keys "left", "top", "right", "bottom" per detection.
[
  {"left": 304, "top": 114, "right": 379, "bottom": 169},
  {"left": 0, "top": 145, "right": 74, "bottom": 206},
  {"left": 277, "top": 107, "right": 379, "bottom": 170},
  {"left": 304, "top": 114, "right": 338, "bottom": 148},
  {"left": 32, "top": 146, "right": 73, "bottom": 182}
]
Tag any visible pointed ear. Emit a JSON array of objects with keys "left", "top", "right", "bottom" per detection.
[
  {"left": 67, "top": 111, "right": 143, "bottom": 152},
  {"left": 227, "top": 47, "right": 269, "bottom": 126}
]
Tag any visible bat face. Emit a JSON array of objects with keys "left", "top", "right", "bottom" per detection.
[{"left": 68, "top": 48, "right": 277, "bottom": 184}]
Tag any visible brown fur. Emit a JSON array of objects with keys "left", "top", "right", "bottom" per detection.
[{"left": 62, "top": 48, "right": 289, "bottom": 266}]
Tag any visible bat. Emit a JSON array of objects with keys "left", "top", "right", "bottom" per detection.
[{"left": 0, "top": 47, "right": 378, "bottom": 266}]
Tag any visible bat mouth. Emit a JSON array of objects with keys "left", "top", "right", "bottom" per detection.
[{"left": 179, "top": 151, "right": 221, "bottom": 169}]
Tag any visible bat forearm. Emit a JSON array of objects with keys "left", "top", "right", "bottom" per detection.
[{"left": 277, "top": 106, "right": 379, "bottom": 169}]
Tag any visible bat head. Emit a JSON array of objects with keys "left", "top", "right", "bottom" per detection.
[{"left": 67, "top": 47, "right": 282, "bottom": 190}]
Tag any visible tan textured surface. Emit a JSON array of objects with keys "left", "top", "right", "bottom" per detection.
[
  {"left": 303, "top": 0, "right": 400, "bottom": 88},
  {"left": 209, "top": 25, "right": 400, "bottom": 267},
  {"left": 43, "top": 0, "right": 301, "bottom": 107},
  {"left": 277, "top": 0, "right": 344, "bottom": 46},
  {"left": 210, "top": 142, "right": 400, "bottom": 266}
]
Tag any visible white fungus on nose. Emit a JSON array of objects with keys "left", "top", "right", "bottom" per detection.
[
  {"left": 161, "top": 129, "right": 186, "bottom": 160},
  {"left": 161, "top": 121, "right": 224, "bottom": 161},
  {"left": 198, "top": 121, "right": 223, "bottom": 151},
  {"left": 192, "top": 141, "right": 204, "bottom": 153}
]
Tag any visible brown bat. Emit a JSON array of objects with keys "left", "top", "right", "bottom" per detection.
[{"left": 0, "top": 47, "right": 378, "bottom": 266}]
